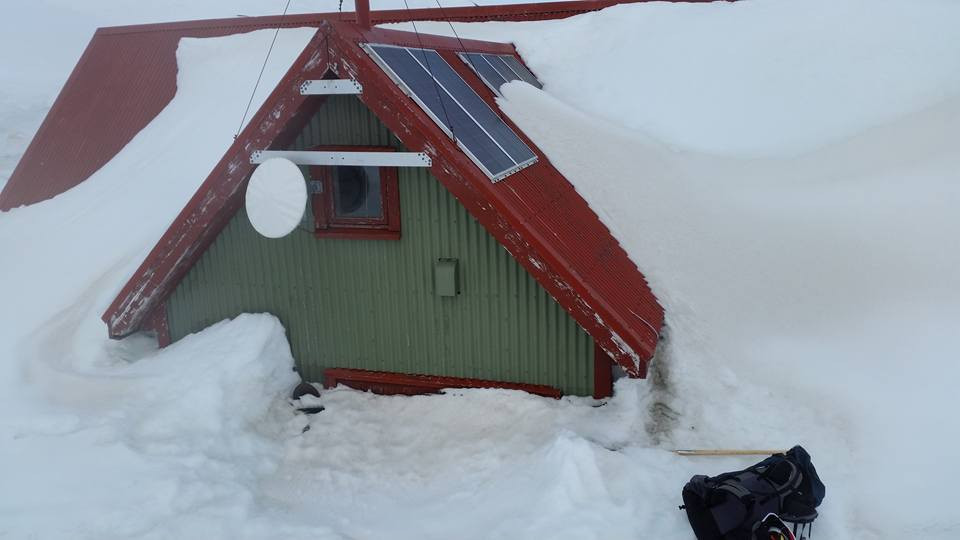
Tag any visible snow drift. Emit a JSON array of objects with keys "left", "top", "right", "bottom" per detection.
[
  {"left": 398, "top": 2, "right": 960, "bottom": 535},
  {"left": 1, "top": 314, "right": 300, "bottom": 538},
  {"left": 2, "top": 1, "right": 960, "bottom": 539}
]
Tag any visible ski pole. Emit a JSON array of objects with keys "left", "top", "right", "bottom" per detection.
[{"left": 672, "top": 449, "right": 787, "bottom": 456}]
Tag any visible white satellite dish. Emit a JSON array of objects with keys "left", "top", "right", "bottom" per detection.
[{"left": 245, "top": 157, "right": 308, "bottom": 239}]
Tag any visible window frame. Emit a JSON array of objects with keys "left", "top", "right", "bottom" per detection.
[{"left": 308, "top": 145, "right": 402, "bottom": 240}]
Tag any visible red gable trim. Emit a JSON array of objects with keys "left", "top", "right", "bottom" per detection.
[{"left": 101, "top": 21, "right": 663, "bottom": 377}]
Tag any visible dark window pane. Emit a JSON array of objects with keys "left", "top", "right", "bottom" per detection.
[
  {"left": 498, "top": 55, "right": 542, "bottom": 88},
  {"left": 334, "top": 166, "right": 382, "bottom": 219}
]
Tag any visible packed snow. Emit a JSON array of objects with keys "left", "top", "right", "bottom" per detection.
[{"left": 2, "top": 1, "right": 959, "bottom": 539}]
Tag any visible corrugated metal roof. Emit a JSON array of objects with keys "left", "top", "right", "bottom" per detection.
[
  {"left": 1, "top": 30, "right": 179, "bottom": 210},
  {"left": 99, "top": 20, "right": 665, "bottom": 377}
]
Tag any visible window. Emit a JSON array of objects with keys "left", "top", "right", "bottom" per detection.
[{"left": 309, "top": 146, "right": 401, "bottom": 240}]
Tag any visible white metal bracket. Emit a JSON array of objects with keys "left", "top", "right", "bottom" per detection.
[
  {"left": 251, "top": 150, "right": 432, "bottom": 167},
  {"left": 299, "top": 79, "right": 363, "bottom": 95}
]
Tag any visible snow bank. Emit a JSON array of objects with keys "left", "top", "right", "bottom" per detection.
[
  {"left": 0, "top": 29, "right": 316, "bottom": 538},
  {"left": 497, "top": 81, "right": 960, "bottom": 535},
  {"left": 265, "top": 383, "right": 708, "bottom": 539},
  {"left": 396, "top": 1, "right": 960, "bottom": 536},
  {"left": 0, "top": 26, "right": 314, "bottom": 435},
  {"left": 0, "top": 314, "right": 300, "bottom": 538}
]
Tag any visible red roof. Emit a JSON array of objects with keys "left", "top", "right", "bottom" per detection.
[{"left": 97, "top": 19, "right": 664, "bottom": 376}]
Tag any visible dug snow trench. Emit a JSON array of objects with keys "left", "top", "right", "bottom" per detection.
[{"left": 1, "top": 1, "right": 959, "bottom": 539}]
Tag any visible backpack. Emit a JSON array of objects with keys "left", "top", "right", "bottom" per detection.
[{"left": 680, "top": 446, "right": 826, "bottom": 540}]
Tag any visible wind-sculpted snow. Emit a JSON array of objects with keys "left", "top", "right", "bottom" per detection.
[
  {"left": 388, "top": 3, "right": 960, "bottom": 535},
  {"left": 496, "top": 81, "right": 960, "bottom": 537},
  {"left": 2, "top": 1, "right": 960, "bottom": 539},
  {"left": 1, "top": 315, "right": 299, "bottom": 537},
  {"left": 398, "top": 0, "right": 960, "bottom": 158}
]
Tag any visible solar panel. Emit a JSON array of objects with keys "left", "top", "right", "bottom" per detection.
[
  {"left": 366, "top": 44, "right": 537, "bottom": 181},
  {"left": 459, "top": 53, "right": 508, "bottom": 95},
  {"left": 483, "top": 55, "right": 520, "bottom": 86},
  {"left": 498, "top": 55, "right": 542, "bottom": 88},
  {"left": 459, "top": 52, "right": 543, "bottom": 96}
]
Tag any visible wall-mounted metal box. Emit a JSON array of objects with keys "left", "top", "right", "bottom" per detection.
[{"left": 435, "top": 258, "right": 459, "bottom": 297}]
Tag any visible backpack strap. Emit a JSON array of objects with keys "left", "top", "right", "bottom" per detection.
[
  {"left": 756, "top": 460, "right": 803, "bottom": 501},
  {"left": 709, "top": 483, "right": 755, "bottom": 534}
]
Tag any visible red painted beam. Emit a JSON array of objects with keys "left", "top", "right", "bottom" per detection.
[
  {"left": 141, "top": 302, "right": 171, "bottom": 348},
  {"left": 356, "top": 0, "right": 371, "bottom": 29},
  {"left": 593, "top": 343, "right": 614, "bottom": 398},
  {"left": 95, "top": 0, "right": 731, "bottom": 36},
  {"left": 323, "top": 367, "right": 564, "bottom": 399}
]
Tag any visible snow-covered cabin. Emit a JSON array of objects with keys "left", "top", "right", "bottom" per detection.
[{"left": 2, "top": 3, "right": 664, "bottom": 398}]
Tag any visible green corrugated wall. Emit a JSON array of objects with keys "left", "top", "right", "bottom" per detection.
[{"left": 166, "top": 96, "right": 595, "bottom": 395}]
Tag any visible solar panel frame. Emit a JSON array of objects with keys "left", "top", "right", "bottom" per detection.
[{"left": 365, "top": 43, "right": 538, "bottom": 182}]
